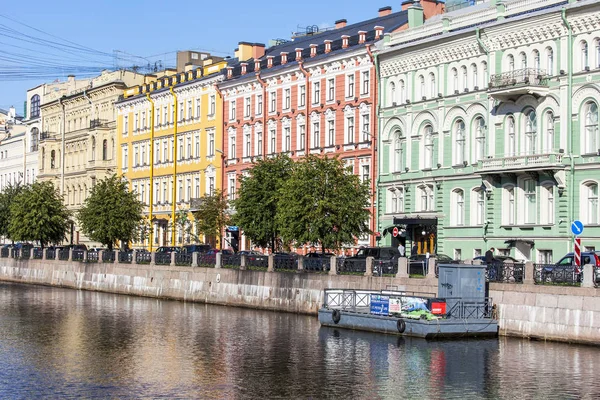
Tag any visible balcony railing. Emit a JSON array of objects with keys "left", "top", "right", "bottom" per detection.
[
  {"left": 40, "top": 131, "right": 54, "bottom": 141},
  {"left": 489, "top": 68, "right": 548, "bottom": 90},
  {"left": 90, "top": 118, "right": 109, "bottom": 129},
  {"left": 478, "top": 153, "right": 564, "bottom": 172}
]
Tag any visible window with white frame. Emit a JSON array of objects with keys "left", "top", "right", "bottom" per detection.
[
  {"left": 508, "top": 54, "right": 515, "bottom": 73},
  {"left": 389, "top": 81, "right": 396, "bottom": 106},
  {"left": 523, "top": 179, "right": 537, "bottom": 224},
  {"left": 208, "top": 131, "right": 215, "bottom": 156},
  {"left": 451, "top": 189, "right": 465, "bottom": 226},
  {"left": 312, "top": 121, "right": 320, "bottom": 149},
  {"left": 546, "top": 47, "right": 554, "bottom": 75},
  {"left": 524, "top": 110, "right": 538, "bottom": 155},
  {"left": 360, "top": 163, "right": 370, "bottom": 184},
  {"left": 429, "top": 73, "right": 436, "bottom": 98},
  {"left": 284, "top": 88, "right": 291, "bottom": 110},
  {"left": 361, "top": 70, "right": 370, "bottom": 95},
  {"left": 533, "top": 50, "right": 540, "bottom": 70},
  {"left": 244, "top": 131, "right": 251, "bottom": 157},
  {"left": 123, "top": 115, "right": 128, "bottom": 134},
  {"left": 471, "top": 64, "right": 478, "bottom": 88},
  {"left": 163, "top": 106, "right": 168, "bottom": 125},
  {"left": 461, "top": 66, "right": 467, "bottom": 91},
  {"left": 344, "top": 158, "right": 354, "bottom": 173},
  {"left": 256, "top": 127, "right": 263, "bottom": 156},
  {"left": 269, "top": 91, "right": 276, "bottom": 113},
  {"left": 208, "top": 176, "right": 215, "bottom": 196},
  {"left": 451, "top": 68, "right": 458, "bottom": 93},
  {"left": 229, "top": 135, "right": 236, "bottom": 160},
  {"left": 506, "top": 116, "right": 516, "bottom": 157},
  {"left": 454, "top": 120, "right": 466, "bottom": 165},
  {"left": 327, "top": 120, "right": 335, "bottom": 147},
  {"left": 195, "top": 177, "right": 200, "bottom": 198},
  {"left": 418, "top": 185, "right": 434, "bottom": 212},
  {"left": 393, "top": 130, "right": 405, "bottom": 172},
  {"left": 187, "top": 101, "right": 192, "bottom": 120},
  {"left": 474, "top": 117, "right": 486, "bottom": 161},
  {"left": 228, "top": 175, "right": 236, "bottom": 200},
  {"left": 327, "top": 78, "right": 335, "bottom": 102},
  {"left": 346, "top": 73, "right": 355, "bottom": 98},
  {"left": 389, "top": 187, "right": 404, "bottom": 213},
  {"left": 312, "top": 81, "right": 320, "bottom": 105},
  {"left": 142, "top": 111, "right": 146, "bottom": 129},
  {"left": 472, "top": 188, "right": 485, "bottom": 226},
  {"left": 133, "top": 145, "right": 139, "bottom": 166},
  {"left": 195, "top": 135, "right": 200, "bottom": 158},
  {"left": 134, "top": 113, "right": 139, "bottom": 131},
  {"left": 454, "top": 249, "right": 462, "bottom": 261},
  {"left": 538, "top": 250, "right": 553, "bottom": 264},
  {"left": 399, "top": 80, "right": 406, "bottom": 104},
  {"left": 582, "top": 182, "right": 599, "bottom": 224},
  {"left": 122, "top": 147, "right": 128, "bottom": 169},
  {"left": 519, "top": 52, "right": 527, "bottom": 69},
  {"left": 269, "top": 128, "right": 276, "bottom": 154},
  {"left": 284, "top": 126, "right": 291, "bottom": 152},
  {"left": 256, "top": 94, "right": 263, "bottom": 115},
  {"left": 299, "top": 85, "right": 306, "bottom": 107},
  {"left": 540, "top": 183, "right": 554, "bottom": 225},
  {"left": 163, "top": 140, "right": 168, "bottom": 162},
  {"left": 179, "top": 102, "right": 184, "bottom": 122},
  {"left": 230, "top": 100, "right": 236, "bottom": 121},
  {"left": 187, "top": 136, "right": 191, "bottom": 159},
  {"left": 582, "top": 40, "right": 589, "bottom": 71},
  {"left": 424, "top": 125, "right": 434, "bottom": 169},
  {"left": 155, "top": 107, "right": 159, "bottom": 126},
  {"left": 361, "top": 113, "right": 370, "bottom": 142},
  {"left": 544, "top": 111, "right": 554, "bottom": 153},
  {"left": 596, "top": 39, "right": 600, "bottom": 69},
  {"left": 418, "top": 75, "right": 425, "bottom": 99},
  {"left": 245, "top": 97, "right": 251, "bottom": 117},
  {"left": 196, "top": 98, "right": 201, "bottom": 119},
  {"left": 298, "top": 123, "right": 305, "bottom": 150},
  {"left": 583, "top": 101, "right": 599, "bottom": 154},
  {"left": 346, "top": 116, "right": 354, "bottom": 144},
  {"left": 504, "top": 185, "right": 516, "bottom": 226}
]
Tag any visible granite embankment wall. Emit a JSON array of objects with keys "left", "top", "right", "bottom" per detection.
[{"left": 1, "top": 258, "right": 599, "bottom": 345}]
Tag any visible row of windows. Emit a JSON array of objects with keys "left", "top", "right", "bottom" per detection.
[
  {"left": 132, "top": 175, "right": 216, "bottom": 206},
  {"left": 0, "top": 169, "right": 36, "bottom": 190},
  {"left": 65, "top": 184, "right": 89, "bottom": 206}
]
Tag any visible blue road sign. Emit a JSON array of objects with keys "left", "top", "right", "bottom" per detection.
[{"left": 571, "top": 220, "right": 584, "bottom": 236}]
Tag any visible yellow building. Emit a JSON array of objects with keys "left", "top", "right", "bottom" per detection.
[{"left": 116, "top": 55, "right": 227, "bottom": 250}]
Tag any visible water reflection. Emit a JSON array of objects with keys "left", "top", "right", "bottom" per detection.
[{"left": 1, "top": 282, "right": 599, "bottom": 399}]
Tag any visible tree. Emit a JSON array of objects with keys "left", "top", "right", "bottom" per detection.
[
  {"left": 232, "top": 155, "right": 293, "bottom": 251},
  {"left": 8, "top": 181, "right": 70, "bottom": 248},
  {"left": 174, "top": 207, "right": 199, "bottom": 244},
  {"left": 77, "top": 175, "right": 144, "bottom": 251},
  {"left": 0, "top": 182, "right": 25, "bottom": 243},
  {"left": 192, "top": 189, "right": 230, "bottom": 249},
  {"left": 277, "top": 155, "right": 371, "bottom": 252}
]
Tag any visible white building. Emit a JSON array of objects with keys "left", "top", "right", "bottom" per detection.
[{"left": 0, "top": 107, "right": 29, "bottom": 191}]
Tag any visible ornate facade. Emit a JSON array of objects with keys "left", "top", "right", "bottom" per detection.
[{"left": 376, "top": 0, "right": 600, "bottom": 262}]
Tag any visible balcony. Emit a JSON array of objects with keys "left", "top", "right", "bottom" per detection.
[
  {"left": 488, "top": 69, "right": 549, "bottom": 101},
  {"left": 39, "top": 131, "right": 56, "bottom": 141},
  {"left": 90, "top": 119, "right": 109, "bottom": 129},
  {"left": 477, "top": 153, "right": 564, "bottom": 174}
]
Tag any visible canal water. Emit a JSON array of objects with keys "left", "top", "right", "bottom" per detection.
[{"left": 1, "top": 282, "right": 599, "bottom": 399}]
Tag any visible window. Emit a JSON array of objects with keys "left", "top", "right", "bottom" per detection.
[
  {"left": 245, "top": 97, "right": 251, "bottom": 117},
  {"left": 228, "top": 176, "right": 236, "bottom": 201},
  {"left": 312, "top": 122, "right": 320, "bottom": 149},
  {"left": 229, "top": 135, "right": 236, "bottom": 160},
  {"left": 475, "top": 117, "right": 486, "bottom": 161},
  {"left": 346, "top": 116, "right": 354, "bottom": 144},
  {"left": 506, "top": 116, "right": 516, "bottom": 157},
  {"left": 596, "top": 39, "right": 600, "bottom": 69},
  {"left": 584, "top": 102, "right": 598, "bottom": 154},
  {"left": 546, "top": 48, "right": 554, "bottom": 75},
  {"left": 452, "top": 189, "right": 465, "bottom": 226},
  {"left": 245, "top": 132, "right": 251, "bottom": 157},
  {"left": 474, "top": 189, "right": 485, "bottom": 226},
  {"left": 541, "top": 184, "right": 554, "bottom": 225},
  {"left": 520, "top": 52, "right": 527, "bottom": 69},
  {"left": 30, "top": 128, "right": 39, "bottom": 151},
  {"left": 134, "top": 146, "right": 139, "bottom": 166},
  {"left": 346, "top": 74, "right": 355, "bottom": 98},
  {"left": 461, "top": 66, "right": 467, "bottom": 90},
  {"left": 257, "top": 94, "right": 263, "bottom": 115},
  {"left": 418, "top": 185, "right": 434, "bottom": 212},
  {"left": 30, "top": 95, "right": 40, "bottom": 118},
  {"left": 544, "top": 112, "right": 554, "bottom": 153},
  {"left": 504, "top": 186, "right": 515, "bottom": 226},
  {"left": 299, "top": 85, "right": 306, "bottom": 107},
  {"left": 284, "top": 127, "right": 291, "bottom": 152},
  {"left": 539, "top": 250, "right": 553, "bottom": 264},
  {"left": 424, "top": 125, "right": 433, "bottom": 169},
  {"left": 179, "top": 102, "right": 184, "bottom": 122},
  {"left": 327, "top": 78, "right": 335, "bottom": 102},
  {"left": 583, "top": 182, "right": 599, "bottom": 224},
  {"left": 270, "top": 129, "right": 276, "bottom": 153},
  {"left": 155, "top": 107, "right": 159, "bottom": 126},
  {"left": 179, "top": 180, "right": 184, "bottom": 202},
  {"left": 209, "top": 95, "right": 216, "bottom": 116},
  {"left": 508, "top": 55, "right": 515, "bottom": 73},
  {"left": 451, "top": 68, "right": 458, "bottom": 93},
  {"left": 209, "top": 176, "right": 215, "bottom": 196},
  {"left": 389, "top": 188, "right": 404, "bottom": 213},
  {"left": 122, "top": 147, "right": 128, "bottom": 169},
  {"left": 524, "top": 179, "right": 537, "bottom": 224},
  {"left": 187, "top": 101, "right": 192, "bottom": 120},
  {"left": 361, "top": 164, "right": 370, "bottom": 183},
  {"left": 471, "top": 64, "right": 478, "bottom": 89},
  {"left": 195, "top": 135, "right": 200, "bottom": 158},
  {"left": 230, "top": 100, "right": 236, "bottom": 121},
  {"left": 269, "top": 91, "right": 276, "bottom": 113},
  {"left": 284, "top": 89, "right": 291, "bottom": 110},
  {"left": 418, "top": 75, "right": 425, "bottom": 99},
  {"left": 533, "top": 50, "right": 540, "bottom": 70},
  {"left": 123, "top": 116, "right": 128, "bottom": 135},
  {"left": 298, "top": 124, "right": 305, "bottom": 151},
  {"left": 399, "top": 80, "right": 406, "bottom": 104},
  {"left": 155, "top": 140, "right": 160, "bottom": 163},
  {"left": 393, "top": 130, "right": 405, "bottom": 172},
  {"left": 454, "top": 120, "right": 466, "bottom": 165},
  {"left": 196, "top": 98, "right": 201, "bottom": 118},
  {"left": 361, "top": 71, "right": 370, "bottom": 95},
  {"left": 327, "top": 120, "right": 335, "bottom": 147},
  {"left": 195, "top": 178, "right": 200, "bottom": 198},
  {"left": 163, "top": 106, "right": 168, "bottom": 125},
  {"left": 313, "top": 82, "right": 320, "bottom": 105},
  {"left": 163, "top": 141, "right": 168, "bottom": 162},
  {"left": 582, "top": 41, "right": 589, "bottom": 71},
  {"left": 208, "top": 131, "right": 215, "bottom": 156},
  {"left": 429, "top": 73, "right": 436, "bottom": 97},
  {"left": 524, "top": 110, "right": 537, "bottom": 155},
  {"left": 134, "top": 113, "right": 139, "bottom": 131},
  {"left": 256, "top": 128, "right": 263, "bottom": 156},
  {"left": 362, "top": 114, "right": 370, "bottom": 142},
  {"left": 102, "top": 139, "right": 108, "bottom": 161},
  {"left": 389, "top": 82, "right": 396, "bottom": 106}
]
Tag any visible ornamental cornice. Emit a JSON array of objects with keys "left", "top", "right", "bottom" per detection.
[
  {"left": 267, "top": 78, "right": 278, "bottom": 87},
  {"left": 485, "top": 22, "right": 565, "bottom": 51},
  {"left": 324, "top": 108, "right": 335, "bottom": 119},
  {"left": 267, "top": 119, "right": 277, "bottom": 129},
  {"left": 310, "top": 111, "right": 320, "bottom": 122},
  {"left": 343, "top": 105, "right": 355, "bottom": 117},
  {"left": 281, "top": 117, "right": 291, "bottom": 128},
  {"left": 295, "top": 113, "right": 305, "bottom": 124},
  {"left": 570, "top": 12, "right": 600, "bottom": 35}
]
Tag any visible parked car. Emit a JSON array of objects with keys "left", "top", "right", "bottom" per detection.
[
  {"left": 181, "top": 244, "right": 211, "bottom": 254},
  {"left": 304, "top": 252, "right": 335, "bottom": 271},
  {"left": 408, "top": 253, "right": 460, "bottom": 275},
  {"left": 343, "top": 247, "right": 401, "bottom": 274},
  {"left": 473, "top": 255, "right": 522, "bottom": 264},
  {"left": 540, "top": 252, "right": 600, "bottom": 283},
  {"left": 155, "top": 246, "right": 180, "bottom": 254}
]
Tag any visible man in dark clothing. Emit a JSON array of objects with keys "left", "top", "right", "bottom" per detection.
[
  {"left": 485, "top": 247, "right": 495, "bottom": 264},
  {"left": 411, "top": 244, "right": 418, "bottom": 256}
]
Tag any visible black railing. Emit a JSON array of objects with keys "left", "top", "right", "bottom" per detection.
[
  {"left": 155, "top": 253, "right": 171, "bottom": 265},
  {"left": 489, "top": 68, "right": 548, "bottom": 90},
  {"left": 408, "top": 260, "right": 427, "bottom": 275},
  {"left": 72, "top": 250, "right": 85, "bottom": 262},
  {"left": 486, "top": 262, "right": 524, "bottom": 283},
  {"left": 338, "top": 258, "right": 366, "bottom": 274},
  {"left": 33, "top": 248, "right": 43, "bottom": 259},
  {"left": 446, "top": 298, "right": 494, "bottom": 319},
  {"left": 102, "top": 251, "right": 115, "bottom": 263},
  {"left": 86, "top": 251, "right": 99, "bottom": 262},
  {"left": 274, "top": 255, "right": 297, "bottom": 271},
  {"left": 222, "top": 254, "right": 241, "bottom": 268},
  {"left": 197, "top": 254, "right": 216, "bottom": 267},
  {"left": 175, "top": 253, "right": 192, "bottom": 266},
  {"left": 118, "top": 251, "right": 132, "bottom": 264},
  {"left": 303, "top": 257, "right": 331, "bottom": 272},
  {"left": 136, "top": 252, "right": 151, "bottom": 264},
  {"left": 46, "top": 249, "right": 56, "bottom": 260},
  {"left": 20, "top": 248, "right": 31, "bottom": 259},
  {"left": 90, "top": 118, "right": 108, "bottom": 129},
  {"left": 58, "top": 248, "right": 70, "bottom": 261},
  {"left": 40, "top": 131, "right": 53, "bottom": 140},
  {"left": 372, "top": 259, "right": 397, "bottom": 276},
  {"left": 534, "top": 263, "right": 581, "bottom": 286},
  {"left": 0, "top": 248, "right": 8, "bottom": 258},
  {"left": 246, "top": 255, "right": 268, "bottom": 270}
]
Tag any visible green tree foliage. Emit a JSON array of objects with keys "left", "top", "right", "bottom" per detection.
[
  {"left": 175, "top": 207, "right": 199, "bottom": 244},
  {"left": 77, "top": 175, "right": 144, "bottom": 251},
  {"left": 232, "top": 155, "right": 293, "bottom": 250},
  {"left": 0, "top": 182, "right": 25, "bottom": 242},
  {"left": 277, "top": 155, "right": 371, "bottom": 252},
  {"left": 192, "top": 189, "right": 230, "bottom": 249},
  {"left": 8, "top": 181, "right": 70, "bottom": 248}
]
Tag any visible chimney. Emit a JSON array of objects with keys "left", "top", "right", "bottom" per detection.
[
  {"left": 358, "top": 31, "right": 367, "bottom": 44},
  {"left": 184, "top": 63, "right": 194, "bottom": 72},
  {"left": 401, "top": 0, "right": 415, "bottom": 11},
  {"left": 378, "top": 6, "right": 392, "bottom": 17},
  {"left": 335, "top": 19, "right": 347, "bottom": 29},
  {"left": 310, "top": 44, "right": 318, "bottom": 58},
  {"left": 281, "top": 52, "right": 288, "bottom": 65},
  {"left": 342, "top": 35, "right": 350, "bottom": 49},
  {"left": 408, "top": 2, "right": 424, "bottom": 28},
  {"left": 255, "top": 59, "right": 261, "bottom": 71},
  {"left": 241, "top": 63, "right": 248, "bottom": 75},
  {"left": 375, "top": 26, "right": 384, "bottom": 40},
  {"left": 227, "top": 67, "right": 233, "bottom": 79},
  {"left": 324, "top": 40, "right": 332, "bottom": 54},
  {"left": 295, "top": 48, "right": 303, "bottom": 61},
  {"left": 267, "top": 56, "right": 274, "bottom": 68},
  {"left": 252, "top": 43, "right": 266, "bottom": 60}
]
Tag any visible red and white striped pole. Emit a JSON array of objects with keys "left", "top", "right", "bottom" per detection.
[{"left": 575, "top": 237, "right": 582, "bottom": 268}]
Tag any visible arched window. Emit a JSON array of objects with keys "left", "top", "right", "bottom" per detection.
[
  {"left": 504, "top": 185, "right": 515, "bottom": 226},
  {"left": 389, "top": 187, "right": 404, "bottom": 214},
  {"left": 541, "top": 184, "right": 554, "bottom": 225},
  {"left": 424, "top": 125, "right": 434, "bottom": 169},
  {"left": 399, "top": 80, "right": 406, "bottom": 104},
  {"left": 583, "top": 182, "right": 599, "bottom": 224},
  {"left": 91, "top": 137, "right": 96, "bottom": 161},
  {"left": 30, "top": 128, "right": 39, "bottom": 151},
  {"left": 596, "top": 38, "right": 600, "bottom": 69},
  {"left": 454, "top": 119, "right": 466, "bottom": 165},
  {"left": 471, "top": 64, "right": 478, "bottom": 89},
  {"left": 418, "top": 185, "right": 434, "bottom": 212},
  {"left": 111, "top": 138, "right": 115, "bottom": 160},
  {"left": 506, "top": 116, "right": 516, "bottom": 156},
  {"left": 475, "top": 117, "right": 486, "bottom": 161},
  {"left": 389, "top": 82, "right": 396, "bottom": 106},
  {"left": 507, "top": 55, "right": 515, "bottom": 73},
  {"left": 451, "top": 68, "right": 458, "bottom": 94},
  {"left": 418, "top": 75, "right": 425, "bottom": 99},
  {"left": 50, "top": 150, "right": 56, "bottom": 169},
  {"left": 452, "top": 189, "right": 465, "bottom": 226},
  {"left": 524, "top": 110, "right": 537, "bottom": 155},
  {"left": 532, "top": 50, "right": 540, "bottom": 70},
  {"left": 393, "top": 130, "right": 405, "bottom": 172},
  {"left": 523, "top": 179, "right": 537, "bottom": 224},
  {"left": 582, "top": 40, "right": 589, "bottom": 71},
  {"left": 519, "top": 52, "right": 527, "bottom": 69},
  {"left": 461, "top": 66, "right": 468, "bottom": 90},
  {"left": 102, "top": 139, "right": 108, "bottom": 161},
  {"left": 41, "top": 148, "right": 45, "bottom": 168},
  {"left": 544, "top": 111, "right": 554, "bottom": 153},
  {"left": 584, "top": 102, "right": 599, "bottom": 154},
  {"left": 472, "top": 189, "right": 485, "bottom": 226},
  {"left": 546, "top": 47, "right": 554, "bottom": 75},
  {"left": 30, "top": 95, "right": 40, "bottom": 118},
  {"left": 429, "top": 73, "right": 436, "bottom": 98}
]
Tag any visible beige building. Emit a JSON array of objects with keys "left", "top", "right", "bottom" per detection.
[{"left": 38, "top": 70, "right": 147, "bottom": 245}]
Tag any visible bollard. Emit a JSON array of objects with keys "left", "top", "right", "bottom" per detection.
[
  {"left": 365, "top": 256, "right": 373, "bottom": 277},
  {"left": 192, "top": 252, "right": 198, "bottom": 267},
  {"left": 240, "top": 255, "right": 247, "bottom": 270},
  {"left": 297, "top": 255, "right": 304, "bottom": 273},
  {"left": 150, "top": 252, "right": 156, "bottom": 266},
  {"left": 329, "top": 256, "right": 337, "bottom": 276},
  {"left": 582, "top": 264, "right": 594, "bottom": 288},
  {"left": 83, "top": 250, "right": 88, "bottom": 263},
  {"left": 114, "top": 250, "right": 119, "bottom": 264},
  {"left": 396, "top": 257, "right": 409, "bottom": 278},
  {"left": 132, "top": 250, "right": 137, "bottom": 265},
  {"left": 170, "top": 251, "right": 176, "bottom": 267},
  {"left": 267, "top": 254, "right": 274, "bottom": 272},
  {"left": 30, "top": 248, "right": 35, "bottom": 260},
  {"left": 427, "top": 257, "right": 437, "bottom": 278},
  {"left": 42, "top": 248, "right": 47, "bottom": 261},
  {"left": 98, "top": 250, "right": 104, "bottom": 263},
  {"left": 215, "top": 252, "right": 222, "bottom": 269},
  {"left": 68, "top": 248, "right": 73, "bottom": 262},
  {"left": 55, "top": 248, "right": 60, "bottom": 261},
  {"left": 524, "top": 261, "right": 534, "bottom": 285}
]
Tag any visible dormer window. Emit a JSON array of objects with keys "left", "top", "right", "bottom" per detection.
[
  {"left": 281, "top": 52, "right": 288, "bottom": 65},
  {"left": 241, "top": 63, "right": 248, "bottom": 75},
  {"left": 325, "top": 40, "right": 332, "bottom": 54},
  {"left": 255, "top": 60, "right": 261, "bottom": 71},
  {"left": 375, "top": 26, "right": 384, "bottom": 40},
  {"left": 267, "top": 56, "right": 274, "bottom": 68},
  {"left": 227, "top": 67, "right": 233, "bottom": 79},
  {"left": 358, "top": 31, "right": 367, "bottom": 44},
  {"left": 310, "top": 44, "right": 317, "bottom": 58},
  {"left": 295, "top": 48, "right": 303, "bottom": 61},
  {"left": 342, "top": 35, "right": 350, "bottom": 49}
]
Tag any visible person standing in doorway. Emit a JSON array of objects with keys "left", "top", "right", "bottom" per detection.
[
  {"left": 398, "top": 242, "right": 405, "bottom": 257},
  {"left": 411, "top": 243, "right": 418, "bottom": 256}
]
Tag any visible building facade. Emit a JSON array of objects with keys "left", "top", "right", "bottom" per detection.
[
  {"left": 38, "top": 71, "right": 146, "bottom": 246},
  {"left": 0, "top": 107, "right": 27, "bottom": 193},
  {"left": 219, "top": 2, "right": 444, "bottom": 253},
  {"left": 116, "top": 56, "right": 227, "bottom": 250},
  {"left": 376, "top": 0, "right": 600, "bottom": 262}
]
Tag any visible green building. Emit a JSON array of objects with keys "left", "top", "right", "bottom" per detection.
[{"left": 375, "top": 0, "right": 600, "bottom": 262}]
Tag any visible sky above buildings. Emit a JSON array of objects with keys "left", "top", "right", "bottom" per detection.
[{"left": 0, "top": 0, "right": 398, "bottom": 112}]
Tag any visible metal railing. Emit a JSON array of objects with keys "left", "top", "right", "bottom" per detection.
[
  {"left": 90, "top": 118, "right": 109, "bottom": 129},
  {"left": 102, "top": 251, "right": 115, "bottom": 263},
  {"left": 46, "top": 249, "right": 56, "bottom": 260},
  {"left": 274, "top": 254, "right": 297, "bottom": 271},
  {"left": 72, "top": 250, "right": 85, "bottom": 262},
  {"left": 246, "top": 255, "right": 268, "bottom": 270},
  {"left": 489, "top": 68, "right": 548, "bottom": 89},
  {"left": 33, "top": 248, "right": 43, "bottom": 259},
  {"left": 196, "top": 254, "right": 215, "bottom": 267},
  {"left": 534, "top": 263, "right": 581, "bottom": 286},
  {"left": 486, "top": 262, "right": 524, "bottom": 283},
  {"left": 58, "top": 248, "right": 70, "bottom": 261},
  {"left": 154, "top": 253, "right": 171, "bottom": 266},
  {"left": 20, "top": 248, "right": 31, "bottom": 259},
  {"left": 222, "top": 254, "right": 241, "bottom": 268},
  {"left": 86, "top": 251, "right": 99, "bottom": 262},
  {"left": 118, "top": 251, "right": 132, "bottom": 264},
  {"left": 175, "top": 253, "right": 192, "bottom": 266},
  {"left": 323, "top": 288, "right": 436, "bottom": 312},
  {"left": 408, "top": 260, "right": 427, "bottom": 275},
  {"left": 0, "top": 248, "right": 8, "bottom": 258},
  {"left": 373, "top": 259, "right": 398, "bottom": 276},
  {"left": 446, "top": 298, "right": 494, "bottom": 319},
  {"left": 136, "top": 252, "right": 151, "bottom": 264},
  {"left": 338, "top": 258, "right": 366, "bottom": 274},
  {"left": 303, "top": 257, "right": 331, "bottom": 272}
]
